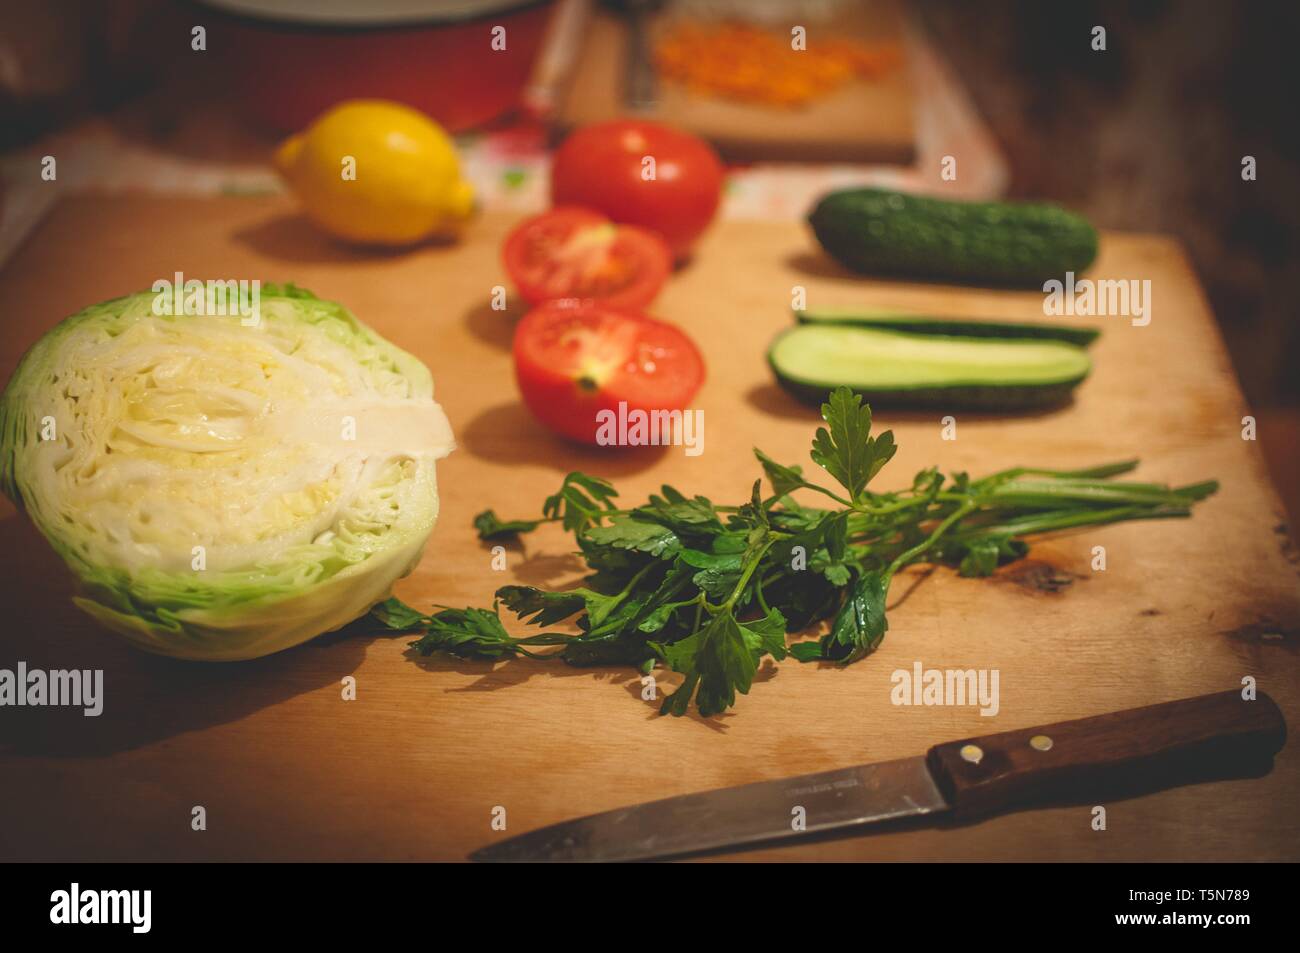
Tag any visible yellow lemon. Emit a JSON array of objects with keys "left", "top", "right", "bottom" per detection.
[{"left": 274, "top": 99, "right": 475, "bottom": 246}]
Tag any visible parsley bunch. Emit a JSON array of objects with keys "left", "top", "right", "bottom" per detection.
[{"left": 375, "top": 388, "right": 1216, "bottom": 718}]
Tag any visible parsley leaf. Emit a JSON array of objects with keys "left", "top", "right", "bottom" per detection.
[
  {"left": 655, "top": 607, "right": 790, "bottom": 717},
  {"left": 373, "top": 597, "right": 431, "bottom": 631},
  {"left": 633, "top": 486, "right": 723, "bottom": 535},
  {"left": 543, "top": 472, "right": 619, "bottom": 533},
  {"left": 792, "top": 570, "right": 889, "bottom": 664},
  {"left": 496, "top": 586, "right": 588, "bottom": 626},
  {"left": 584, "top": 516, "right": 681, "bottom": 557},
  {"left": 473, "top": 509, "right": 542, "bottom": 541},
  {"left": 754, "top": 448, "right": 808, "bottom": 498},
  {"left": 951, "top": 535, "right": 1028, "bottom": 577},
  {"left": 381, "top": 390, "right": 1216, "bottom": 719},
  {"left": 407, "top": 605, "right": 546, "bottom": 660},
  {"left": 810, "top": 386, "right": 897, "bottom": 502}
]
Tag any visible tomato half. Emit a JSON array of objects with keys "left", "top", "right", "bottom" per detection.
[
  {"left": 513, "top": 301, "right": 706, "bottom": 445},
  {"left": 550, "top": 120, "right": 724, "bottom": 259},
  {"left": 502, "top": 207, "right": 672, "bottom": 310}
]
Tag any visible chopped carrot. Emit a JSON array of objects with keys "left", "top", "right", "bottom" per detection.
[{"left": 655, "top": 21, "right": 900, "bottom": 108}]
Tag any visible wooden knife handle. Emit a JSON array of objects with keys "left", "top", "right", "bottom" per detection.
[{"left": 926, "top": 690, "right": 1287, "bottom": 819}]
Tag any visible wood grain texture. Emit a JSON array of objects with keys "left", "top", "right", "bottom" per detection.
[
  {"left": 0, "top": 195, "right": 1297, "bottom": 862},
  {"left": 554, "top": 3, "right": 916, "bottom": 163}
]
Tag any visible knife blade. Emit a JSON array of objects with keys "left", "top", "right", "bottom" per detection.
[{"left": 471, "top": 690, "right": 1286, "bottom": 862}]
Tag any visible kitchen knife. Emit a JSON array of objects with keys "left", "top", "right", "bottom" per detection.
[{"left": 471, "top": 690, "right": 1286, "bottom": 862}]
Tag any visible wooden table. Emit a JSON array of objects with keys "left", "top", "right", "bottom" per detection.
[{"left": 1, "top": 196, "right": 1296, "bottom": 861}]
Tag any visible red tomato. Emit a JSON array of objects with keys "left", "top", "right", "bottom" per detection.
[
  {"left": 550, "top": 120, "right": 724, "bottom": 259},
  {"left": 502, "top": 207, "right": 672, "bottom": 309},
  {"left": 513, "top": 301, "right": 706, "bottom": 444}
]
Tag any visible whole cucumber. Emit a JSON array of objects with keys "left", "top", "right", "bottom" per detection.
[{"left": 808, "top": 188, "right": 1098, "bottom": 287}]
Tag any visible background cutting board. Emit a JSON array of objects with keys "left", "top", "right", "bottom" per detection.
[
  {"left": 553, "top": 0, "right": 916, "bottom": 163},
  {"left": 1, "top": 195, "right": 1297, "bottom": 861}
]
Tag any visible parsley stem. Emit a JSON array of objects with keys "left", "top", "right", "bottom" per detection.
[
  {"left": 618, "top": 561, "right": 658, "bottom": 597},
  {"left": 886, "top": 499, "right": 976, "bottom": 577},
  {"left": 949, "top": 503, "right": 1192, "bottom": 541},
  {"left": 855, "top": 494, "right": 934, "bottom": 516},
  {"left": 972, "top": 460, "right": 1140, "bottom": 487},
  {"left": 442, "top": 388, "right": 1217, "bottom": 719},
  {"left": 804, "top": 484, "right": 855, "bottom": 508},
  {"left": 724, "top": 537, "right": 777, "bottom": 612}
]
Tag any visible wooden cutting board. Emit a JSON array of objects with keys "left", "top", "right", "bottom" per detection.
[
  {"left": 553, "top": 2, "right": 916, "bottom": 163},
  {"left": 1, "top": 195, "right": 1297, "bottom": 862}
]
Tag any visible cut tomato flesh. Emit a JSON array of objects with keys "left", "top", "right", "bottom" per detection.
[
  {"left": 503, "top": 208, "right": 672, "bottom": 310},
  {"left": 512, "top": 301, "right": 705, "bottom": 444},
  {"left": 521, "top": 224, "right": 630, "bottom": 298}
]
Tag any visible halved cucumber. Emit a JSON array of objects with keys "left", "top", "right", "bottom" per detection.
[
  {"left": 769, "top": 324, "right": 1091, "bottom": 410},
  {"left": 795, "top": 309, "right": 1100, "bottom": 347}
]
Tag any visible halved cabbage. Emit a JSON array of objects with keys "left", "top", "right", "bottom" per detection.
[{"left": 0, "top": 285, "right": 453, "bottom": 660}]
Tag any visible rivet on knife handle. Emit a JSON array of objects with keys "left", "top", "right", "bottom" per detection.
[{"left": 924, "top": 690, "right": 1287, "bottom": 819}]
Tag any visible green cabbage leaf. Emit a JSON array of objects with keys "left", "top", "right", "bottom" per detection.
[{"left": 0, "top": 285, "right": 453, "bottom": 660}]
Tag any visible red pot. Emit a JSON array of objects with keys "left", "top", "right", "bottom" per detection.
[{"left": 199, "top": 0, "right": 556, "bottom": 133}]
